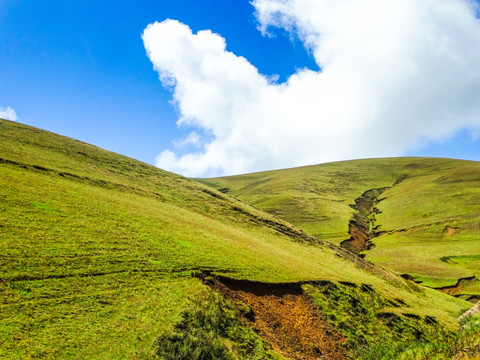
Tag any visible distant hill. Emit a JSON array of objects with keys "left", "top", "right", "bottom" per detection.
[
  {"left": 199, "top": 157, "right": 480, "bottom": 299},
  {"left": 0, "top": 119, "right": 473, "bottom": 359}
]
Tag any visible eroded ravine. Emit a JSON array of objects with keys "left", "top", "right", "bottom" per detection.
[
  {"left": 434, "top": 276, "right": 480, "bottom": 303},
  {"left": 202, "top": 273, "right": 347, "bottom": 360},
  {"left": 340, "top": 187, "right": 389, "bottom": 254},
  {"left": 341, "top": 187, "right": 480, "bottom": 304}
]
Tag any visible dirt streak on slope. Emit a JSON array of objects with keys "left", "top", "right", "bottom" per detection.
[
  {"left": 202, "top": 273, "right": 347, "bottom": 360},
  {"left": 341, "top": 188, "right": 389, "bottom": 254},
  {"left": 435, "top": 276, "right": 479, "bottom": 297}
]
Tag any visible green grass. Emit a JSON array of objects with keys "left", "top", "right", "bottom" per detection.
[
  {"left": 0, "top": 119, "right": 472, "bottom": 358},
  {"left": 371, "top": 168, "right": 480, "bottom": 293},
  {"left": 200, "top": 157, "right": 480, "bottom": 294},
  {"left": 1, "top": 276, "right": 203, "bottom": 359},
  {"left": 303, "top": 281, "right": 455, "bottom": 359},
  {"left": 198, "top": 158, "right": 422, "bottom": 241},
  {"left": 154, "top": 291, "right": 280, "bottom": 360},
  {"left": 351, "top": 315, "right": 480, "bottom": 359}
]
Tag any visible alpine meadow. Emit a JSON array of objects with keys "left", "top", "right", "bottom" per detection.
[
  {"left": 1, "top": 119, "right": 480, "bottom": 359},
  {"left": 3, "top": 0, "right": 480, "bottom": 358},
  {"left": 199, "top": 158, "right": 480, "bottom": 297}
]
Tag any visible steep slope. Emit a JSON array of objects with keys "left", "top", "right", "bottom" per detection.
[
  {"left": 0, "top": 120, "right": 470, "bottom": 359},
  {"left": 199, "top": 158, "right": 480, "bottom": 298}
]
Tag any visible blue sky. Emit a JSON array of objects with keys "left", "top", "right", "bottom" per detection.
[
  {"left": 0, "top": 1, "right": 314, "bottom": 165},
  {"left": 1, "top": 0, "right": 480, "bottom": 176}
]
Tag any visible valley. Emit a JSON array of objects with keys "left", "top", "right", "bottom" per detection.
[
  {"left": 1, "top": 119, "right": 478, "bottom": 359},
  {"left": 200, "top": 158, "right": 480, "bottom": 302}
]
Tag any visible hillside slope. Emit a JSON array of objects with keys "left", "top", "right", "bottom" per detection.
[
  {"left": 0, "top": 120, "right": 470, "bottom": 359},
  {"left": 199, "top": 158, "right": 480, "bottom": 298}
]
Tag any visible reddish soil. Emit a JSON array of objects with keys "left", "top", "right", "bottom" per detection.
[
  {"left": 341, "top": 187, "right": 388, "bottom": 253},
  {"left": 204, "top": 274, "right": 347, "bottom": 360},
  {"left": 436, "top": 276, "right": 477, "bottom": 296},
  {"left": 343, "top": 221, "right": 371, "bottom": 252}
]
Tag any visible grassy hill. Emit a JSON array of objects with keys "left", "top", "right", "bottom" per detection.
[
  {"left": 0, "top": 119, "right": 474, "bottom": 359},
  {"left": 198, "top": 158, "right": 480, "bottom": 298}
]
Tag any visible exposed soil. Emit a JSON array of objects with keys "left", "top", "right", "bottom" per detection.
[
  {"left": 401, "top": 273, "right": 480, "bottom": 303},
  {"left": 443, "top": 226, "right": 460, "bottom": 235},
  {"left": 400, "top": 273, "right": 423, "bottom": 284},
  {"left": 341, "top": 188, "right": 389, "bottom": 253},
  {"left": 387, "top": 221, "right": 460, "bottom": 236},
  {"left": 463, "top": 294, "right": 480, "bottom": 303},
  {"left": 202, "top": 273, "right": 347, "bottom": 360},
  {"left": 389, "top": 224, "right": 431, "bottom": 235},
  {"left": 436, "top": 276, "right": 478, "bottom": 296}
]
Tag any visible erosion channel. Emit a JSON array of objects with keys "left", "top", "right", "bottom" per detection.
[
  {"left": 340, "top": 187, "right": 389, "bottom": 254},
  {"left": 340, "top": 187, "right": 480, "bottom": 303},
  {"left": 202, "top": 272, "right": 347, "bottom": 360}
]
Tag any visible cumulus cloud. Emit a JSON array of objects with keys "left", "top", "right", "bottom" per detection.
[
  {"left": 173, "top": 131, "right": 203, "bottom": 149},
  {"left": 143, "top": 0, "right": 480, "bottom": 177},
  {"left": 0, "top": 106, "right": 17, "bottom": 121}
]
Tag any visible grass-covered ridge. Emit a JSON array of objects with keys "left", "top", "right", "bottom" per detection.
[
  {"left": 199, "top": 157, "right": 480, "bottom": 296},
  {"left": 0, "top": 119, "right": 472, "bottom": 358}
]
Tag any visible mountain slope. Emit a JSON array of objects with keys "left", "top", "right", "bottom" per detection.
[
  {"left": 0, "top": 120, "right": 470, "bottom": 358},
  {"left": 199, "top": 157, "right": 480, "bottom": 297}
]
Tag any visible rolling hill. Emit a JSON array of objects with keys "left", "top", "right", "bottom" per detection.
[
  {"left": 0, "top": 119, "right": 475, "bottom": 359},
  {"left": 198, "top": 158, "right": 480, "bottom": 300}
]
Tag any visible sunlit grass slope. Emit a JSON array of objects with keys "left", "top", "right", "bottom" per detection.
[
  {"left": 0, "top": 120, "right": 470, "bottom": 358},
  {"left": 199, "top": 158, "right": 422, "bottom": 242},
  {"left": 372, "top": 161, "right": 480, "bottom": 293},
  {"left": 199, "top": 158, "right": 480, "bottom": 294}
]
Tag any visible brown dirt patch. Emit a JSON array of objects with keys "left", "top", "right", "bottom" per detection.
[
  {"left": 436, "top": 276, "right": 477, "bottom": 296},
  {"left": 341, "top": 221, "right": 373, "bottom": 253},
  {"left": 443, "top": 226, "right": 460, "bottom": 235},
  {"left": 340, "top": 187, "right": 388, "bottom": 253},
  {"left": 203, "top": 274, "right": 347, "bottom": 359}
]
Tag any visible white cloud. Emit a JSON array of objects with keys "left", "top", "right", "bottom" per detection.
[
  {"left": 173, "top": 131, "right": 203, "bottom": 149},
  {"left": 143, "top": 1, "right": 480, "bottom": 177},
  {"left": 0, "top": 106, "right": 17, "bottom": 121}
]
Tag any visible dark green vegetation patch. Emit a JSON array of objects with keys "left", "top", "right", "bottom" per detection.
[
  {"left": 304, "top": 281, "right": 453, "bottom": 358},
  {"left": 155, "top": 291, "right": 280, "bottom": 360}
]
